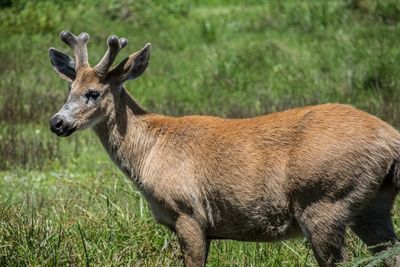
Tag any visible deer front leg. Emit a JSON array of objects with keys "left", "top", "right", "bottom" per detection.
[{"left": 175, "top": 215, "right": 210, "bottom": 267}]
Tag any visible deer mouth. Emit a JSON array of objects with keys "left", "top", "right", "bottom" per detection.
[
  {"left": 61, "top": 126, "right": 76, "bottom": 137},
  {"left": 50, "top": 125, "right": 76, "bottom": 137}
]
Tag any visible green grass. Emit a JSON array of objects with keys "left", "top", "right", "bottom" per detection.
[{"left": 1, "top": 0, "right": 400, "bottom": 265}]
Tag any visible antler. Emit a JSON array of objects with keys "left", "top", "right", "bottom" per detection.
[
  {"left": 60, "top": 31, "right": 90, "bottom": 70},
  {"left": 94, "top": 35, "right": 128, "bottom": 77}
]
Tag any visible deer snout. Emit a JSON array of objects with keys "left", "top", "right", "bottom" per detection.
[{"left": 50, "top": 114, "right": 76, "bottom": 137}]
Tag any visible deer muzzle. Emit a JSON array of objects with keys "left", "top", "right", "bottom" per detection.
[{"left": 50, "top": 114, "right": 76, "bottom": 137}]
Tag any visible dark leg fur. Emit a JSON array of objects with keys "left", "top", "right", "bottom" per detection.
[
  {"left": 350, "top": 187, "right": 399, "bottom": 266},
  {"left": 297, "top": 205, "right": 348, "bottom": 267},
  {"left": 305, "top": 224, "right": 346, "bottom": 267}
]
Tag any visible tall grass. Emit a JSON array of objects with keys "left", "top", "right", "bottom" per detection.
[{"left": 1, "top": 0, "right": 400, "bottom": 265}]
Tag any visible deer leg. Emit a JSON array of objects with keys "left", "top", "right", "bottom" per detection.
[
  {"left": 350, "top": 188, "right": 399, "bottom": 266},
  {"left": 175, "top": 215, "right": 209, "bottom": 267},
  {"left": 308, "top": 225, "right": 346, "bottom": 267},
  {"left": 297, "top": 208, "right": 347, "bottom": 267}
]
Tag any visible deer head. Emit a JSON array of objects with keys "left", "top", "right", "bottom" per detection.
[{"left": 49, "top": 31, "right": 150, "bottom": 136}]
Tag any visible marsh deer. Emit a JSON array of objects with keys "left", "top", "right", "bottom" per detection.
[{"left": 49, "top": 31, "right": 400, "bottom": 267}]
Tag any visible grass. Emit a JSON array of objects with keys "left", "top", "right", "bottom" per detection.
[{"left": 1, "top": 0, "right": 400, "bottom": 265}]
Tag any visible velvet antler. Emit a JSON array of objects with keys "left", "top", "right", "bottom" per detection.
[
  {"left": 94, "top": 35, "right": 128, "bottom": 77},
  {"left": 59, "top": 31, "right": 90, "bottom": 70}
]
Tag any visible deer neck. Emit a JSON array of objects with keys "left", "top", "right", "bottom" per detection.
[{"left": 93, "top": 87, "right": 156, "bottom": 188}]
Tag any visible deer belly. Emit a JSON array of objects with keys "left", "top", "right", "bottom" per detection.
[{"left": 209, "top": 203, "right": 300, "bottom": 242}]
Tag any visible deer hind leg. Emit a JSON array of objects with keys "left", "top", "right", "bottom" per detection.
[
  {"left": 296, "top": 205, "right": 348, "bottom": 267},
  {"left": 350, "top": 187, "right": 399, "bottom": 266},
  {"left": 175, "top": 214, "right": 210, "bottom": 267}
]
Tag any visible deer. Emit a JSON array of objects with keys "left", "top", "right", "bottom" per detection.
[{"left": 49, "top": 31, "right": 400, "bottom": 267}]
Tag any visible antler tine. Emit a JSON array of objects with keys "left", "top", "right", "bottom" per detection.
[
  {"left": 94, "top": 35, "right": 128, "bottom": 77},
  {"left": 60, "top": 31, "right": 90, "bottom": 70}
]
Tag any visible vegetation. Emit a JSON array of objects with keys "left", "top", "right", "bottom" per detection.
[{"left": 1, "top": 0, "right": 400, "bottom": 265}]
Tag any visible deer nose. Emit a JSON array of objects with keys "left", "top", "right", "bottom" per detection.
[{"left": 50, "top": 115, "right": 64, "bottom": 133}]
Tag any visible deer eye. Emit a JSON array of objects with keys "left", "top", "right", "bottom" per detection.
[{"left": 85, "top": 89, "right": 100, "bottom": 101}]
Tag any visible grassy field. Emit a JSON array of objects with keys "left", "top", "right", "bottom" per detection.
[{"left": 1, "top": 0, "right": 400, "bottom": 265}]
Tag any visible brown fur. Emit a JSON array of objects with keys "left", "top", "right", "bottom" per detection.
[{"left": 50, "top": 32, "right": 400, "bottom": 267}]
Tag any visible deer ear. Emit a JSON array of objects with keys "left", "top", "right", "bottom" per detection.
[
  {"left": 109, "top": 43, "right": 150, "bottom": 83},
  {"left": 49, "top": 48, "right": 76, "bottom": 82}
]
